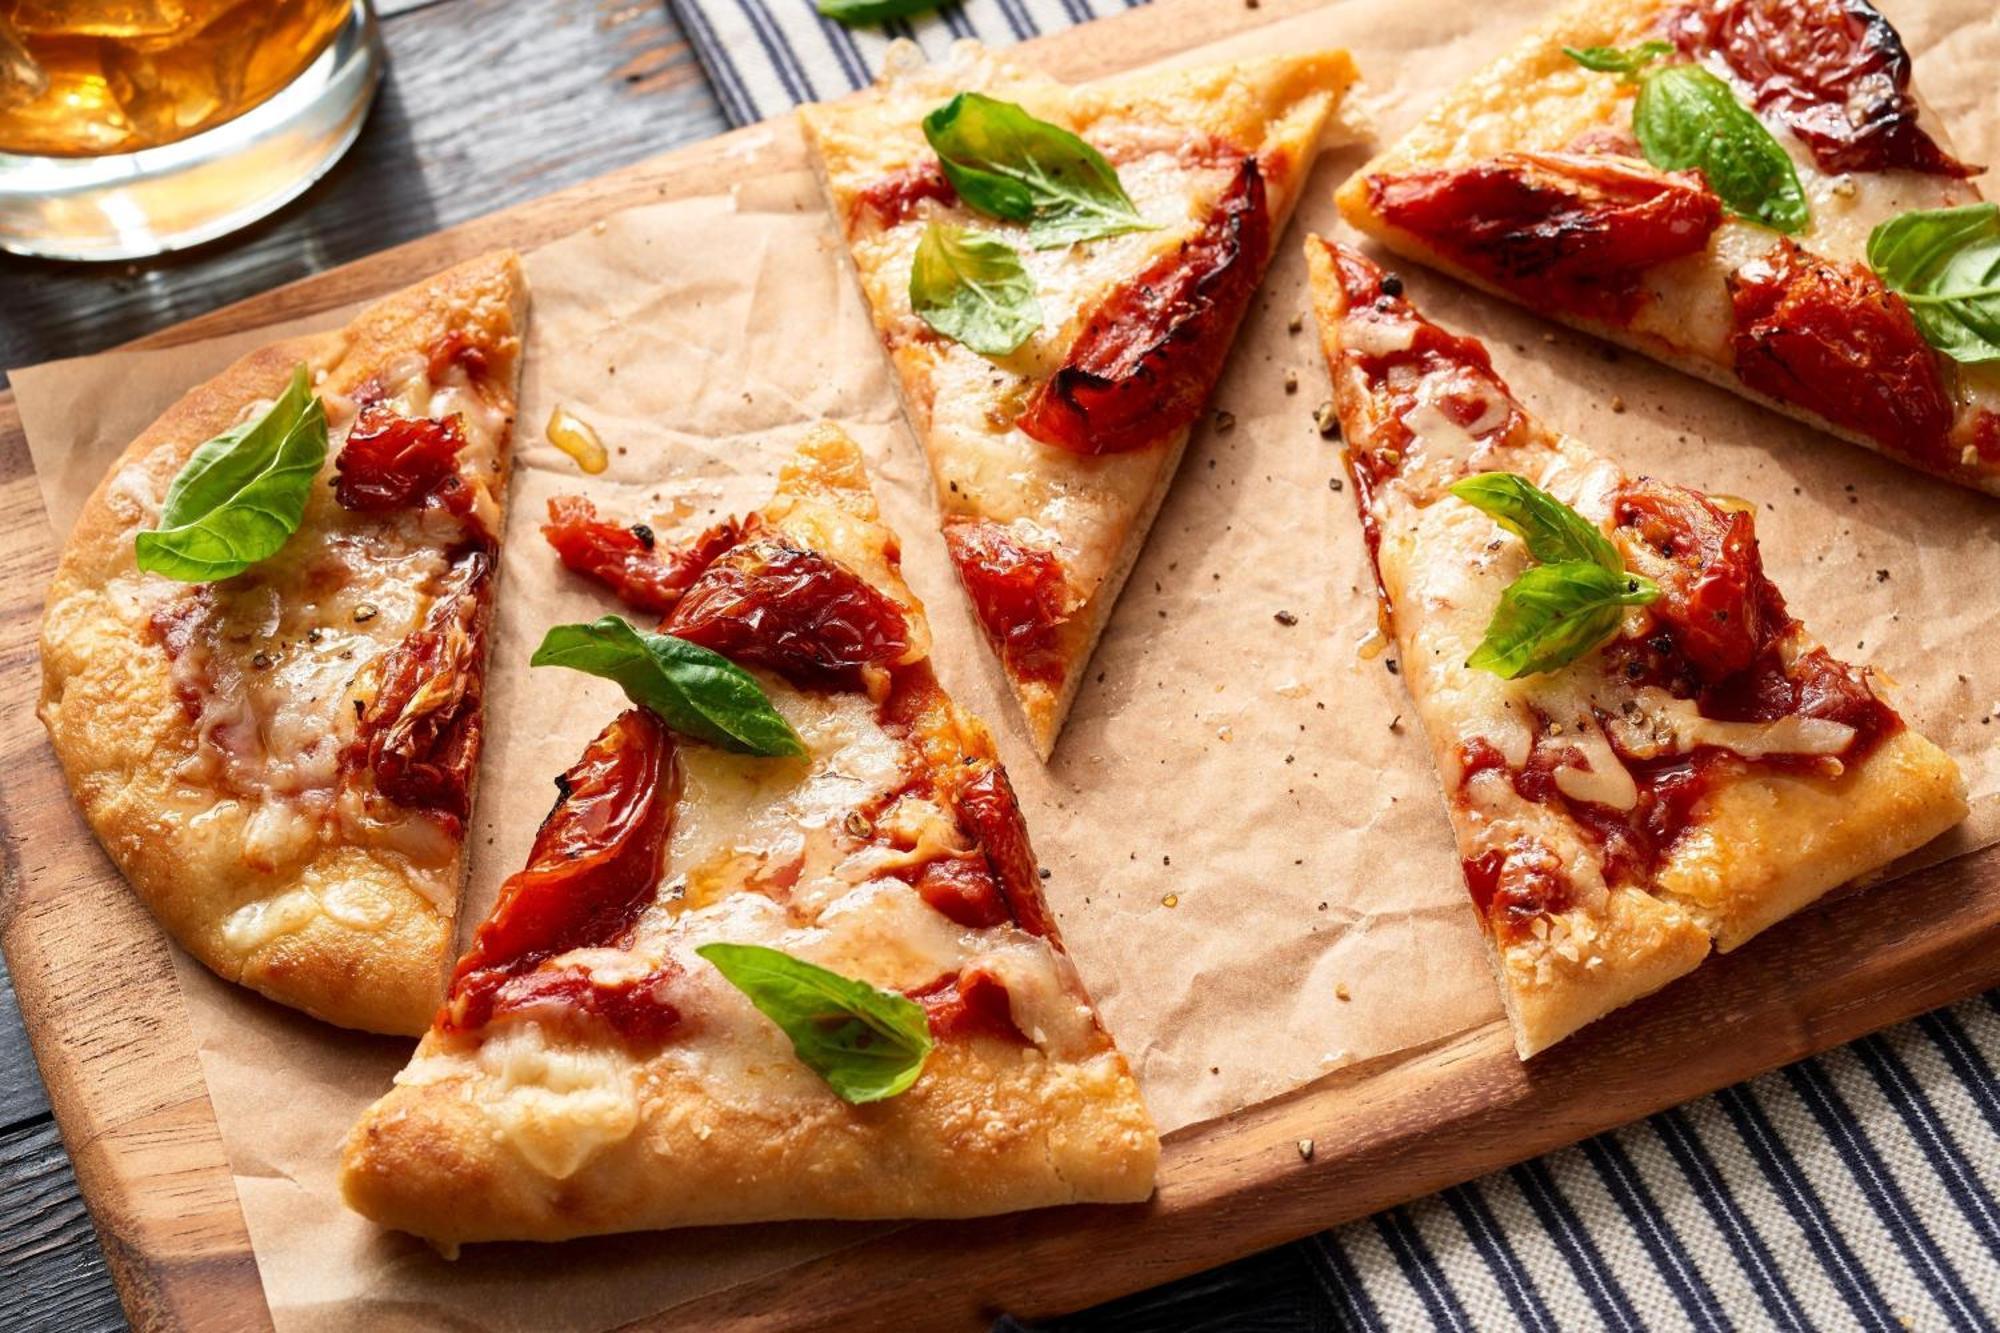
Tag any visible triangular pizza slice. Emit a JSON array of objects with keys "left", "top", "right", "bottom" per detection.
[
  {"left": 40, "top": 252, "right": 527, "bottom": 1035},
  {"left": 1336, "top": 0, "right": 2000, "bottom": 495},
  {"left": 803, "top": 42, "right": 1356, "bottom": 755},
  {"left": 1306, "top": 238, "right": 1966, "bottom": 1057},
  {"left": 341, "top": 426, "right": 1157, "bottom": 1246}
]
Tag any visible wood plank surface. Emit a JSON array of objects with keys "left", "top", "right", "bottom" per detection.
[{"left": 3, "top": 0, "right": 1998, "bottom": 1328}]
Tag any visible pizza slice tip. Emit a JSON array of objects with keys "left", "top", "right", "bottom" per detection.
[{"left": 803, "top": 43, "right": 1358, "bottom": 756}]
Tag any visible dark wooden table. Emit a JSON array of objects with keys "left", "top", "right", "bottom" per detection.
[{"left": 0, "top": 3, "right": 1311, "bottom": 1328}]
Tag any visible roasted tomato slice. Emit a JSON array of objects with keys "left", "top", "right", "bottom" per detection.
[
  {"left": 1672, "top": 0, "right": 1975, "bottom": 178},
  {"left": 851, "top": 159, "right": 957, "bottom": 230},
  {"left": 1612, "top": 479, "right": 1778, "bottom": 683},
  {"left": 1460, "top": 840, "right": 1574, "bottom": 941},
  {"left": 542, "top": 495, "right": 745, "bottom": 617},
  {"left": 334, "top": 403, "right": 472, "bottom": 515},
  {"left": 953, "top": 763, "right": 1052, "bottom": 939},
  {"left": 906, "top": 967, "right": 1027, "bottom": 1043},
  {"left": 352, "top": 551, "right": 494, "bottom": 826},
  {"left": 443, "top": 708, "right": 680, "bottom": 1037},
  {"left": 1728, "top": 239, "right": 1953, "bottom": 464},
  {"left": 662, "top": 537, "right": 910, "bottom": 687},
  {"left": 912, "top": 855, "right": 1012, "bottom": 931},
  {"left": 940, "top": 517, "right": 1073, "bottom": 688},
  {"left": 426, "top": 329, "right": 492, "bottom": 384},
  {"left": 1364, "top": 152, "right": 1722, "bottom": 322},
  {"left": 1016, "top": 156, "right": 1270, "bottom": 455}
]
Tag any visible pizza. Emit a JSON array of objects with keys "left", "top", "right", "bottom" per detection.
[
  {"left": 802, "top": 42, "right": 1356, "bottom": 755},
  {"left": 1336, "top": 0, "right": 2000, "bottom": 494},
  {"left": 38, "top": 253, "right": 527, "bottom": 1036},
  {"left": 1305, "top": 238, "right": 1966, "bottom": 1057},
  {"left": 340, "top": 426, "right": 1157, "bottom": 1246}
]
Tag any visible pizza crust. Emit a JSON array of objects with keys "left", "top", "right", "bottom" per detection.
[
  {"left": 39, "top": 251, "right": 527, "bottom": 1035},
  {"left": 342, "top": 1031, "right": 1155, "bottom": 1248}
]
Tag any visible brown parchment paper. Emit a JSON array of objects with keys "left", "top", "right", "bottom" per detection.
[{"left": 12, "top": 0, "right": 2000, "bottom": 1326}]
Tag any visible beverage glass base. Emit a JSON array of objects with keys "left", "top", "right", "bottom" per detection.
[{"left": 0, "top": 0, "right": 383, "bottom": 262}]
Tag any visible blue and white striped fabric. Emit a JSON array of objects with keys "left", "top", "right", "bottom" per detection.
[
  {"left": 667, "top": 0, "right": 1140, "bottom": 127},
  {"left": 661, "top": 6, "right": 2000, "bottom": 1327}
]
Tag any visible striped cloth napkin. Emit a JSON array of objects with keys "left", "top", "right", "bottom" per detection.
[{"left": 665, "top": 4, "right": 2000, "bottom": 1327}]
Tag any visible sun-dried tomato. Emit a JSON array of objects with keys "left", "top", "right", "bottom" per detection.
[
  {"left": 851, "top": 159, "right": 957, "bottom": 229},
  {"left": 912, "top": 855, "right": 1012, "bottom": 931},
  {"left": 663, "top": 537, "right": 910, "bottom": 687},
  {"left": 334, "top": 403, "right": 472, "bottom": 515},
  {"left": 442, "top": 708, "right": 680, "bottom": 1040},
  {"left": 906, "top": 967, "right": 1027, "bottom": 1043},
  {"left": 1017, "top": 157, "right": 1270, "bottom": 455},
  {"left": 1612, "top": 479, "right": 1779, "bottom": 683},
  {"left": 1364, "top": 153, "right": 1722, "bottom": 323},
  {"left": 940, "top": 517, "right": 1072, "bottom": 688},
  {"left": 1728, "top": 240, "right": 1953, "bottom": 465},
  {"left": 1672, "top": 0, "right": 1975, "bottom": 177},
  {"left": 953, "top": 763, "right": 1052, "bottom": 939},
  {"left": 542, "top": 495, "right": 744, "bottom": 617},
  {"left": 351, "top": 551, "right": 494, "bottom": 827}
]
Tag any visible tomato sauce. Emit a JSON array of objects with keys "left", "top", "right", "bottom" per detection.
[
  {"left": 1728, "top": 240, "right": 1954, "bottom": 466},
  {"left": 940, "top": 517, "right": 1071, "bottom": 687},
  {"left": 1016, "top": 156, "right": 1271, "bottom": 455},
  {"left": 851, "top": 159, "right": 957, "bottom": 229},
  {"left": 442, "top": 708, "right": 682, "bottom": 1042},
  {"left": 542, "top": 495, "right": 745, "bottom": 617},
  {"left": 1671, "top": 0, "right": 1975, "bottom": 178},
  {"left": 907, "top": 967, "right": 1027, "bottom": 1044},
  {"left": 1364, "top": 153, "right": 1722, "bottom": 324},
  {"left": 426, "top": 329, "right": 493, "bottom": 385}
]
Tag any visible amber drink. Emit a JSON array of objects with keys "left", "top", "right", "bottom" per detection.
[{"left": 0, "top": 0, "right": 381, "bottom": 258}]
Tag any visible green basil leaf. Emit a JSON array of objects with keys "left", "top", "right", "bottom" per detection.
[
  {"left": 1563, "top": 41, "right": 1670, "bottom": 76},
  {"left": 1467, "top": 561, "right": 1660, "bottom": 680},
  {"left": 1633, "top": 64, "right": 1808, "bottom": 235},
  {"left": 531, "top": 616, "right": 806, "bottom": 758},
  {"left": 1449, "top": 472, "right": 1624, "bottom": 572},
  {"left": 134, "top": 364, "right": 328, "bottom": 583},
  {"left": 1867, "top": 202, "right": 2000, "bottom": 363},
  {"left": 921, "top": 92, "right": 1152, "bottom": 249},
  {"left": 696, "top": 943, "right": 933, "bottom": 1103},
  {"left": 909, "top": 222, "right": 1043, "bottom": 356},
  {"left": 815, "top": 0, "right": 941, "bottom": 25}
]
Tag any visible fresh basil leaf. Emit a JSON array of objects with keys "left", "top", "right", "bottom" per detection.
[
  {"left": 815, "top": 0, "right": 941, "bottom": 24},
  {"left": 696, "top": 943, "right": 933, "bottom": 1103},
  {"left": 909, "top": 222, "right": 1043, "bottom": 356},
  {"left": 1449, "top": 472, "right": 1624, "bottom": 572},
  {"left": 1633, "top": 64, "right": 1808, "bottom": 234},
  {"left": 921, "top": 92, "right": 1152, "bottom": 249},
  {"left": 1868, "top": 202, "right": 2000, "bottom": 363},
  {"left": 1563, "top": 41, "right": 1670, "bottom": 76},
  {"left": 1467, "top": 561, "right": 1660, "bottom": 680},
  {"left": 531, "top": 616, "right": 806, "bottom": 758},
  {"left": 134, "top": 364, "right": 328, "bottom": 583}
]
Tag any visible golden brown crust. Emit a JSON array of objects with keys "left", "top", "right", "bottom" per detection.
[
  {"left": 39, "top": 251, "right": 528, "bottom": 1036},
  {"left": 341, "top": 1035, "right": 1156, "bottom": 1247},
  {"left": 805, "top": 43, "right": 1356, "bottom": 757}
]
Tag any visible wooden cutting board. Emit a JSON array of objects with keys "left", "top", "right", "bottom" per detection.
[{"left": 3, "top": 0, "right": 1998, "bottom": 1327}]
